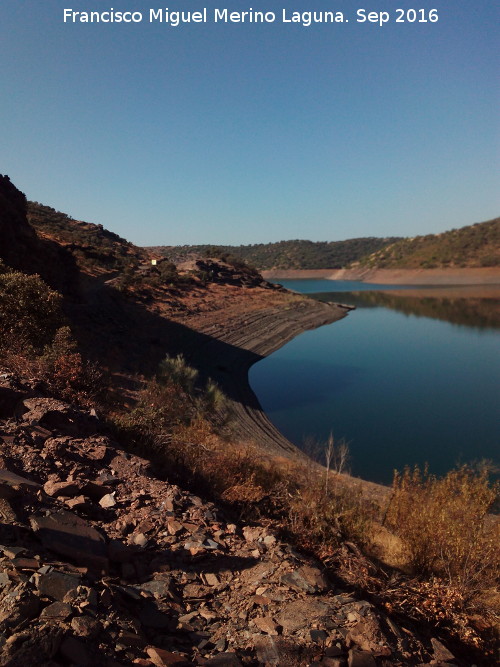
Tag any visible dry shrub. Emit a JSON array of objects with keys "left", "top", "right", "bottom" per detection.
[
  {"left": 168, "top": 425, "right": 292, "bottom": 519},
  {"left": 287, "top": 474, "right": 372, "bottom": 554},
  {"left": 0, "top": 267, "right": 104, "bottom": 407},
  {"left": 177, "top": 426, "right": 371, "bottom": 546},
  {"left": 36, "top": 327, "right": 105, "bottom": 406},
  {"left": 381, "top": 577, "right": 499, "bottom": 659},
  {"left": 118, "top": 378, "right": 194, "bottom": 446},
  {"left": 385, "top": 465, "right": 500, "bottom": 605},
  {"left": 2, "top": 326, "right": 105, "bottom": 408}
]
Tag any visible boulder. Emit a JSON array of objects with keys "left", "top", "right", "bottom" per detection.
[{"left": 30, "top": 509, "right": 108, "bottom": 572}]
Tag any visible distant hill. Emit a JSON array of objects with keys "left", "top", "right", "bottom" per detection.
[
  {"left": 149, "top": 219, "right": 500, "bottom": 273},
  {"left": 148, "top": 237, "right": 401, "bottom": 271},
  {"left": 355, "top": 218, "right": 500, "bottom": 270}
]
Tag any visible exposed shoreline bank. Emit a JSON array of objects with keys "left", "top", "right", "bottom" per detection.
[
  {"left": 262, "top": 266, "right": 500, "bottom": 284},
  {"left": 188, "top": 297, "right": 348, "bottom": 458},
  {"left": 183, "top": 294, "right": 391, "bottom": 506}
]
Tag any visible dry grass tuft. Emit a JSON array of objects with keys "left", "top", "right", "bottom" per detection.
[{"left": 384, "top": 465, "right": 500, "bottom": 610}]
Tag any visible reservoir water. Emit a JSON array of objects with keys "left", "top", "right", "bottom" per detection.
[{"left": 249, "top": 280, "right": 500, "bottom": 485}]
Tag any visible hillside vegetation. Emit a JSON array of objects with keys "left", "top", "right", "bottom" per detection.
[
  {"left": 151, "top": 218, "right": 500, "bottom": 272},
  {"left": 149, "top": 237, "right": 401, "bottom": 270},
  {"left": 27, "top": 201, "right": 147, "bottom": 275},
  {"left": 356, "top": 218, "right": 500, "bottom": 270}
]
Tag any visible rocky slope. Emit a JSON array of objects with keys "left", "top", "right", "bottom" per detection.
[
  {"left": 0, "top": 176, "right": 38, "bottom": 273},
  {"left": 0, "top": 370, "right": 464, "bottom": 667},
  {"left": 1, "top": 173, "right": 347, "bottom": 465},
  {"left": 0, "top": 176, "right": 81, "bottom": 296}
]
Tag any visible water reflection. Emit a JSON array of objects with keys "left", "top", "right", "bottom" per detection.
[
  {"left": 251, "top": 281, "right": 500, "bottom": 484},
  {"left": 312, "top": 287, "right": 500, "bottom": 330}
]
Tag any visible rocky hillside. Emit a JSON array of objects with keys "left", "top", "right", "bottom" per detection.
[
  {"left": 354, "top": 219, "right": 500, "bottom": 270},
  {"left": 0, "top": 177, "right": 80, "bottom": 295},
  {"left": 0, "top": 175, "right": 285, "bottom": 376},
  {"left": 0, "top": 370, "right": 470, "bottom": 667},
  {"left": 27, "top": 201, "right": 147, "bottom": 277},
  {"left": 0, "top": 176, "right": 38, "bottom": 273}
]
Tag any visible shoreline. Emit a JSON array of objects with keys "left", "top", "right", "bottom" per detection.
[
  {"left": 262, "top": 266, "right": 500, "bottom": 284},
  {"left": 186, "top": 296, "right": 347, "bottom": 457},
  {"left": 184, "top": 294, "right": 391, "bottom": 505}
]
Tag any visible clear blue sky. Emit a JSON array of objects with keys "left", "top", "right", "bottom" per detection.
[{"left": 1, "top": 1, "right": 498, "bottom": 245}]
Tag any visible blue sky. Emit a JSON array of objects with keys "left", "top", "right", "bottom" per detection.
[{"left": 1, "top": 1, "right": 498, "bottom": 245}]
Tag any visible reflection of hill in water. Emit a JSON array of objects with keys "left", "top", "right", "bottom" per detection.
[{"left": 312, "top": 288, "right": 500, "bottom": 330}]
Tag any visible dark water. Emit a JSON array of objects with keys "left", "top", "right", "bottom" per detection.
[{"left": 250, "top": 280, "right": 500, "bottom": 484}]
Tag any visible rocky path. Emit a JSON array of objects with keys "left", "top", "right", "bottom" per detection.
[{"left": 0, "top": 371, "right": 463, "bottom": 666}]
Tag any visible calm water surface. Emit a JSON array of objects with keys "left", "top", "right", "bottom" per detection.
[{"left": 250, "top": 280, "right": 500, "bottom": 484}]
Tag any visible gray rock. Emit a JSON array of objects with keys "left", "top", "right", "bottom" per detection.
[
  {"left": 0, "top": 469, "right": 41, "bottom": 496},
  {"left": 276, "top": 598, "right": 333, "bottom": 633},
  {"left": 0, "top": 585, "right": 40, "bottom": 627},
  {"left": 281, "top": 564, "right": 329, "bottom": 594},
  {"left": 346, "top": 612, "right": 391, "bottom": 657},
  {"left": 253, "top": 616, "right": 279, "bottom": 635},
  {"left": 43, "top": 479, "right": 82, "bottom": 498},
  {"left": 131, "top": 532, "right": 148, "bottom": 547},
  {"left": 310, "top": 629, "right": 328, "bottom": 643},
  {"left": 30, "top": 509, "right": 108, "bottom": 573},
  {"left": 146, "top": 646, "right": 191, "bottom": 665},
  {"left": 39, "top": 601, "right": 73, "bottom": 621},
  {"left": 71, "top": 615, "right": 102, "bottom": 638},
  {"left": 99, "top": 492, "right": 116, "bottom": 508},
  {"left": 0, "top": 626, "right": 63, "bottom": 664},
  {"left": 254, "top": 635, "right": 280, "bottom": 665},
  {"left": 134, "top": 578, "right": 171, "bottom": 597},
  {"left": 348, "top": 648, "right": 377, "bottom": 667},
  {"left": 36, "top": 570, "right": 81, "bottom": 601},
  {"left": 431, "top": 637, "right": 456, "bottom": 662}
]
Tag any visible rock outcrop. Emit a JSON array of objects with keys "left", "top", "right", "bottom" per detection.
[
  {"left": 194, "top": 259, "right": 275, "bottom": 290},
  {"left": 0, "top": 175, "right": 38, "bottom": 274},
  {"left": 0, "top": 174, "right": 79, "bottom": 295}
]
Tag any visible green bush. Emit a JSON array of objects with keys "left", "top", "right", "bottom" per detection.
[
  {"left": 0, "top": 266, "right": 64, "bottom": 353},
  {"left": 117, "top": 354, "right": 230, "bottom": 453},
  {"left": 157, "top": 354, "right": 198, "bottom": 394},
  {"left": 158, "top": 261, "right": 179, "bottom": 283}
]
